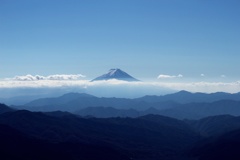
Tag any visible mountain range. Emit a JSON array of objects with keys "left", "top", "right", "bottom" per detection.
[
  {"left": 1, "top": 106, "right": 240, "bottom": 159},
  {"left": 1, "top": 75, "right": 240, "bottom": 159},
  {"left": 13, "top": 91, "right": 240, "bottom": 120},
  {"left": 0, "top": 109, "right": 199, "bottom": 160}
]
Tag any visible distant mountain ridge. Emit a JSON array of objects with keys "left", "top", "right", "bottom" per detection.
[
  {"left": 137, "top": 90, "right": 240, "bottom": 103},
  {"left": 75, "top": 99, "right": 240, "bottom": 120},
  {"left": 91, "top": 68, "right": 140, "bottom": 82},
  {"left": 14, "top": 91, "right": 240, "bottom": 119},
  {"left": 157, "top": 100, "right": 240, "bottom": 119}
]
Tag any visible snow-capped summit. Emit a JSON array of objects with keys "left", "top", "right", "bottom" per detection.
[{"left": 91, "top": 69, "right": 140, "bottom": 82}]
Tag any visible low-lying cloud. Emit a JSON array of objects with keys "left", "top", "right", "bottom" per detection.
[
  {"left": 158, "top": 74, "right": 183, "bottom": 79},
  {"left": 12, "top": 74, "right": 86, "bottom": 81},
  {"left": 0, "top": 79, "right": 240, "bottom": 98},
  {"left": 1, "top": 73, "right": 240, "bottom": 98}
]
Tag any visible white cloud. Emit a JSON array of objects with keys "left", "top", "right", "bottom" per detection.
[
  {"left": 1, "top": 77, "right": 240, "bottom": 98},
  {"left": 178, "top": 74, "right": 183, "bottom": 78},
  {"left": 12, "top": 74, "right": 86, "bottom": 81},
  {"left": 0, "top": 79, "right": 240, "bottom": 93},
  {"left": 46, "top": 74, "right": 85, "bottom": 80},
  {"left": 200, "top": 74, "right": 205, "bottom": 77},
  {"left": 158, "top": 74, "right": 183, "bottom": 79}
]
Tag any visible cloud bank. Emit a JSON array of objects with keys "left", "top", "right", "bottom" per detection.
[
  {"left": 1, "top": 74, "right": 240, "bottom": 98},
  {"left": 0, "top": 79, "right": 240, "bottom": 98},
  {"left": 158, "top": 74, "right": 183, "bottom": 79},
  {"left": 12, "top": 74, "right": 86, "bottom": 81}
]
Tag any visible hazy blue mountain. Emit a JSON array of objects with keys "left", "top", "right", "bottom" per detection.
[
  {"left": 75, "top": 101, "right": 240, "bottom": 119},
  {"left": 91, "top": 68, "right": 140, "bottom": 82},
  {"left": 18, "top": 91, "right": 240, "bottom": 119},
  {"left": 21, "top": 92, "right": 178, "bottom": 112},
  {"left": 159, "top": 100, "right": 240, "bottom": 120},
  {"left": 76, "top": 106, "right": 176, "bottom": 118},
  {"left": 22, "top": 93, "right": 100, "bottom": 112},
  {"left": 25, "top": 92, "right": 95, "bottom": 107},
  {"left": 137, "top": 90, "right": 240, "bottom": 103},
  {"left": 0, "top": 95, "right": 44, "bottom": 106}
]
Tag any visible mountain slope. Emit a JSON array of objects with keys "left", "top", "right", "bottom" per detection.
[
  {"left": 0, "top": 110, "right": 201, "bottom": 160},
  {"left": 3, "top": 110, "right": 240, "bottom": 159},
  {"left": 186, "top": 115, "right": 240, "bottom": 137},
  {"left": 77, "top": 106, "right": 140, "bottom": 118},
  {"left": 0, "top": 103, "right": 14, "bottom": 114},
  {"left": 0, "top": 123, "right": 130, "bottom": 160},
  {"left": 189, "top": 128, "right": 240, "bottom": 160}
]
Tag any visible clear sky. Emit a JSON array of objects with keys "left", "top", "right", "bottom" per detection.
[{"left": 1, "top": 0, "right": 240, "bottom": 81}]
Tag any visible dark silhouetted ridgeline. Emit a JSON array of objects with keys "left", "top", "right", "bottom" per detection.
[{"left": 1, "top": 103, "right": 240, "bottom": 159}]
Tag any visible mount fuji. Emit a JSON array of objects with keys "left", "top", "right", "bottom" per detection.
[{"left": 91, "top": 69, "right": 140, "bottom": 82}]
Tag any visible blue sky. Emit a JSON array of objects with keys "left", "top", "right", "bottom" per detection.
[{"left": 1, "top": 0, "right": 240, "bottom": 81}]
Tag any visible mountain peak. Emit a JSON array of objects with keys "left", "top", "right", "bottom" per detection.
[
  {"left": 91, "top": 69, "right": 140, "bottom": 82},
  {"left": 107, "top": 68, "right": 121, "bottom": 76}
]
